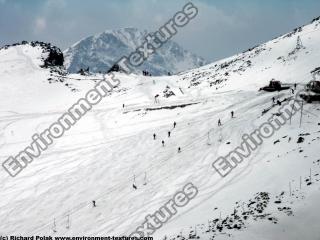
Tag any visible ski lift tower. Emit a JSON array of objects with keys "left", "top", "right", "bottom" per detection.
[{"left": 296, "top": 36, "right": 304, "bottom": 50}]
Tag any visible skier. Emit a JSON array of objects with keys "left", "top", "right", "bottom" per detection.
[
  {"left": 272, "top": 97, "right": 275, "bottom": 104},
  {"left": 122, "top": 103, "right": 125, "bottom": 108},
  {"left": 162, "top": 140, "right": 165, "bottom": 147},
  {"left": 173, "top": 121, "right": 177, "bottom": 128},
  {"left": 153, "top": 133, "right": 156, "bottom": 140},
  {"left": 291, "top": 88, "right": 295, "bottom": 94},
  {"left": 231, "top": 111, "right": 234, "bottom": 118},
  {"left": 132, "top": 183, "right": 137, "bottom": 190},
  {"left": 154, "top": 94, "right": 159, "bottom": 104},
  {"left": 92, "top": 200, "right": 96, "bottom": 207},
  {"left": 168, "top": 131, "right": 171, "bottom": 138},
  {"left": 178, "top": 147, "right": 181, "bottom": 153},
  {"left": 294, "top": 83, "right": 297, "bottom": 90},
  {"left": 218, "top": 119, "right": 222, "bottom": 126}
]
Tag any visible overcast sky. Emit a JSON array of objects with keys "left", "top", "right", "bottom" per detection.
[{"left": 1, "top": 0, "right": 320, "bottom": 61}]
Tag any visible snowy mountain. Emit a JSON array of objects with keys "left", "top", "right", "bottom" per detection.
[
  {"left": 179, "top": 16, "right": 320, "bottom": 92},
  {"left": 1, "top": 16, "right": 320, "bottom": 240},
  {"left": 63, "top": 28, "right": 207, "bottom": 75}
]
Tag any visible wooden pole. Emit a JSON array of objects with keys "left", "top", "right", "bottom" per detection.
[
  {"left": 310, "top": 168, "right": 312, "bottom": 184},
  {"left": 299, "top": 100, "right": 303, "bottom": 128},
  {"left": 66, "top": 214, "right": 70, "bottom": 229},
  {"left": 300, "top": 176, "right": 302, "bottom": 190},
  {"left": 290, "top": 99, "right": 295, "bottom": 125},
  {"left": 143, "top": 172, "right": 147, "bottom": 185},
  {"left": 289, "top": 182, "right": 292, "bottom": 196}
]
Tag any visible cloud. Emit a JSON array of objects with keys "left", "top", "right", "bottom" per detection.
[
  {"left": 1, "top": 0, "right": 320, "bottom": 61},
  {"left": 44, "top": 0, "right": 66, "bottom": 10},
  {"left": 34, "top": 17, "right": 47, "bottom": 33}
]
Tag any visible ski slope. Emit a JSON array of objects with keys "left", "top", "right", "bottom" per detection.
[{"left": 1, "top": 17, "right": 320, "bottom": 240}]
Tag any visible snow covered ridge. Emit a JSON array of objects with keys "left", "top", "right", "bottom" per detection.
[
  {"left": 63, "top": 25, "right": 206, "bottom": 75},
  {"left": 0, "top": 41, "right": 64, "bottom": 68},
  {"left": 179, "top": 15, "right": 320, "bottom": 91}
]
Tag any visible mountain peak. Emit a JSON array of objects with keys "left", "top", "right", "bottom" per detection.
[{"left": 64, "top": 28, "right": 207, "bottom": 75}]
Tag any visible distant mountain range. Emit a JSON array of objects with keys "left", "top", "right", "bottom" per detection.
[{"left": 63, "top": 28, "right": 207, "bottom": 75}]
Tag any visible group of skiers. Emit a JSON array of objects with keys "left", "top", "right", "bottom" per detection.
[
  {"left": 153, "top": 121, "right": 180, "bottom": 152},
  {"left": 272, "top": 97, "right": 282, "bottom": 106},
  {"left": 142, "top": 70, "right": 152, "bottom": 76}
]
